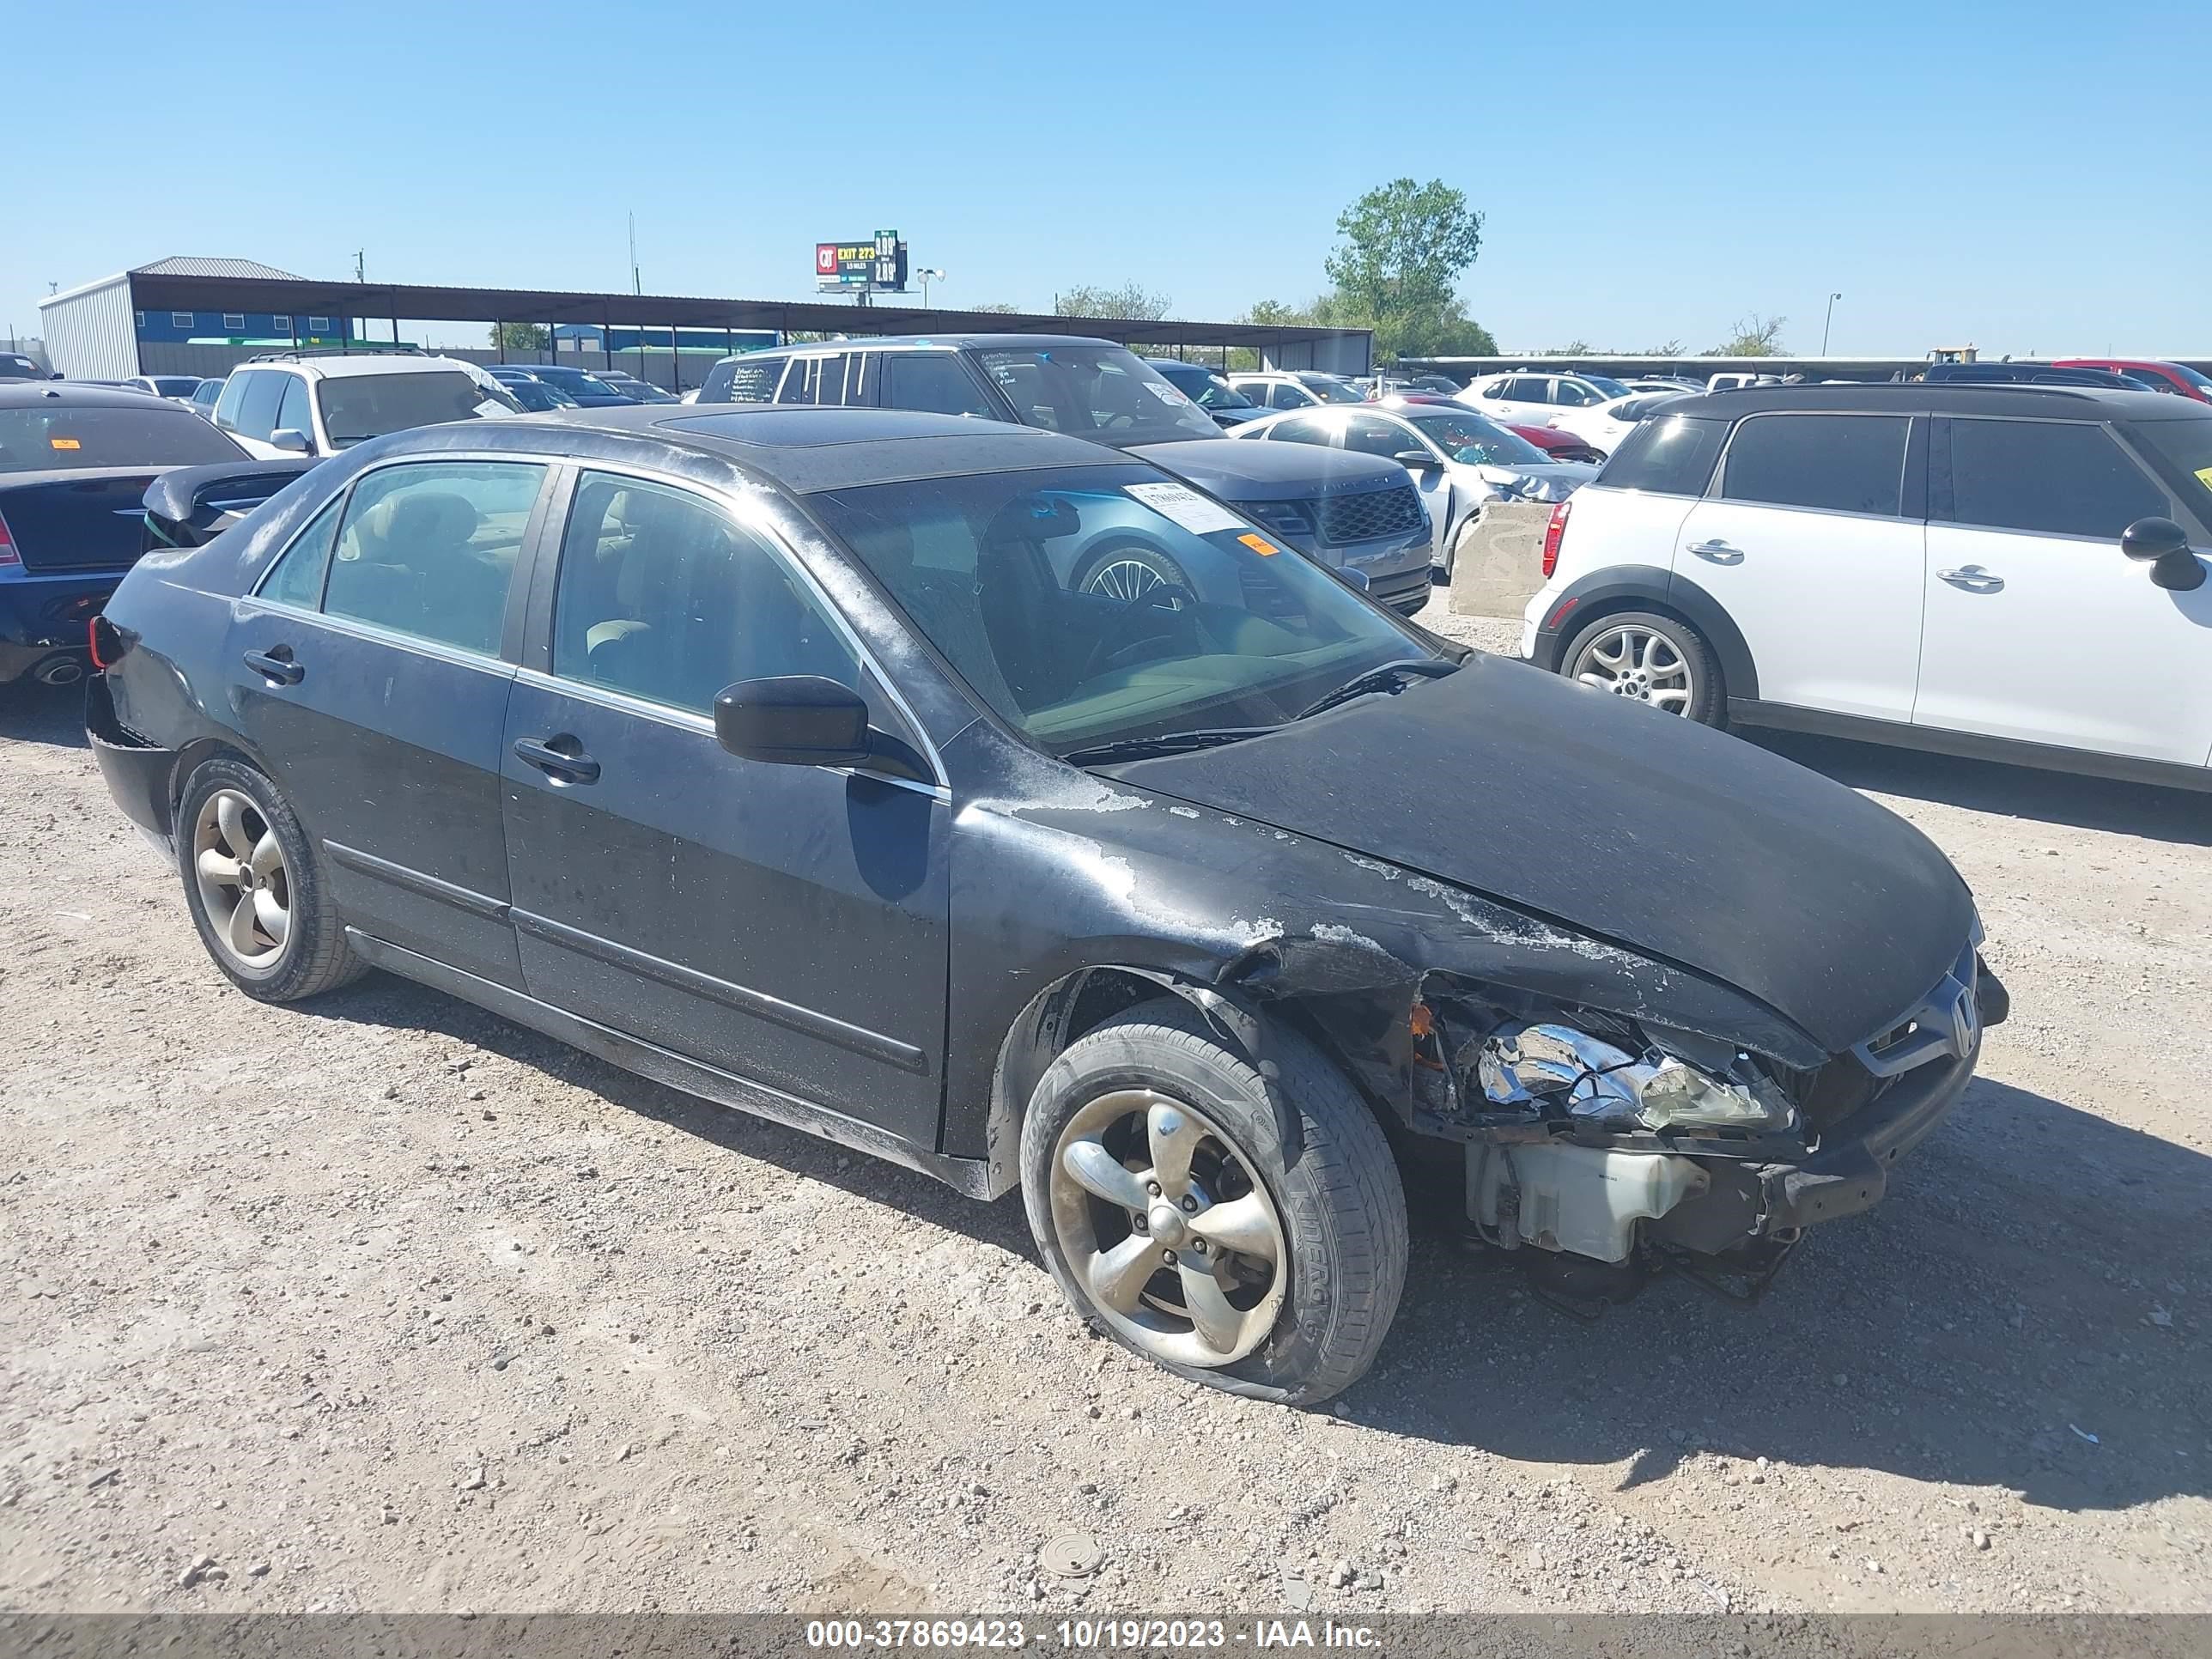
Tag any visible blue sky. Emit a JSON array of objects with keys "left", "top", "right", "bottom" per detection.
[{"left": 9, "top": 0, "right": 2209, "bottom": 358}]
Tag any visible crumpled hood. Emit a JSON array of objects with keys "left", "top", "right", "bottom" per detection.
[
  {"left": 1128, "top": 436, "right": 1408, "bottom": 503},
  {"left": 1105, "top": 653, "right": 1975, "bottom": 1055},
  {"left": 1474, "top": 461, "right": 1599, "bottom": 501}
]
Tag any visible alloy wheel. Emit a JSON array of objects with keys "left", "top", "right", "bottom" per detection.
[
  {"left": 1571, "top": 623, "right": 1695, "bottom": 712},
  {"left": 191, "top": 788, "right": 291, "bottom": 969},
  {"left": 1083, "top": 559, "right": 1171, "bottom": 604},
  {"left": 1048, "top": 1089, "right": 1288, "bottom": 1368}
]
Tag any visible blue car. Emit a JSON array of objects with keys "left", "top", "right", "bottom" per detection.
[
  {"left": 487, "top": 364, "right": 639, "bottom": 408},
  {"left": 0, "top": 383, "right": 255, "bottom": 688}
]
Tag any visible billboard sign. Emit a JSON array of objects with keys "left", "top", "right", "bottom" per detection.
[{"left": 814, "top": 231, "right": 908, "bottom": 293}]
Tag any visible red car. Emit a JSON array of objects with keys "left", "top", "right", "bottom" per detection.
[
  {"left": 2053, "top": 358, "right": 2212, "bottom": 402},
  {"left": 1507, "top": 422, "right": 1608, "bottom": 465}
]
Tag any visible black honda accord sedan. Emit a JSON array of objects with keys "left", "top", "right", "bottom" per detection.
[{"left": 87, "top": 404, "right": 2006, "bottom": 1404}]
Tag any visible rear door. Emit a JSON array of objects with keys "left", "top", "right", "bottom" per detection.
[
  {"left": 228, "top": 456, "right": 551, "bottom": 986},
  {"left": 500, "top": 468, "right": 951, "bottom": 1144},
  {"left": 1673, "top": 411, "right": 1925, "bottom": 719},
  {"left": 1914, "top": 416, "right": 2212, "bottom": 763}
]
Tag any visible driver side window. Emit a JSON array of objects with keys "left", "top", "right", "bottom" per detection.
[
  {"left": 1342, "top": 417, "right": 1411, "bottom": 459},
  {"left": 550, "top": 471, "right": 860, "bottom": 716}
]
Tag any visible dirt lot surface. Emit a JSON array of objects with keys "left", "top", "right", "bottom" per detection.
[{"left": 3, "top": 602, "right": 2208, "bottom": 1617}]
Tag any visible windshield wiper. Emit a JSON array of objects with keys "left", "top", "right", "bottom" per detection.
[
  {"left": 1059, "top": 727, "right": 1272, "bottom": 766},
  {"left": 1293, "top": 658, "right": 1457, "bottom": 722}
]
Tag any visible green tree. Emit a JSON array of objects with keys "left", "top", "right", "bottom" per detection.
[
  {"left": 1054, "top": 282, "right": 1173, "bottom": 321},
  {"left": 490, "top": 322, "right": 550, "bottom": 352},
  {"left": 1708, "top": 313, "right": 1787, "bottom": 356},
  {"left": 967, "top": 301, "right": 1024, "bottom": 314},
  {"left": 1322, "top": 178, "right": 1486, "bottom": 357}
]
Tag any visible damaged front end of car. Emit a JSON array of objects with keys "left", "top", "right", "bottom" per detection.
[{"left": 1234, "top": 915, "right": 2008, "bottom": 1313}]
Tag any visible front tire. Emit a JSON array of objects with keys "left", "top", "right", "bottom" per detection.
[
  {"left": 177, "top": 758, "right": 368, "bottom": 1002},
  {"left": 1020, "top": 999, "right": 1407, "bottom": 1406},
  {"left": 1561, "top": 608, "right": 1723, "bottom": 725},
  {"left": 1077, "top": 544, "right": 1189, "bottom": 605}
]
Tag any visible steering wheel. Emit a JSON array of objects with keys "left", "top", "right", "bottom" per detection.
[
  {"left": 1100, "top": 412, "right": 1138, "bottom": 429},
  {"left": 1079, "top": 585, "right": 1196, "bottom": 682}
]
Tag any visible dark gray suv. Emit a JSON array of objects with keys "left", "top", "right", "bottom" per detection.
[{"left": 697, "top": 336, "right": 1436, "bottom": 612}]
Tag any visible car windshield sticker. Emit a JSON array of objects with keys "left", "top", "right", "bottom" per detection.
[
  {"left": 2196, "top": 465, "right": 2212, "bottom": 491},
  {"left": 473, "top": 399, "right": 512, "bottom": 418},
  {"left": 1237, "top": 532, "right": 1279, "bottom": 556},
  {"left": 50, "top": 436, "right": 81, "bottom": 450},
  {"left": 1124, "top": 482, "right": 1244, "bottom": 535},
  {"left": 1146, "top": 381, "right": 1194, "bottom": 407}
]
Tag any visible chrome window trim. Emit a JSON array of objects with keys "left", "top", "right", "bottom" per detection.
[
  {"left": 236, "top": 593, "right": 518, "bottom": 677},
  {"left": 538, "top": 460, "right": 951, "bottom": 796}
]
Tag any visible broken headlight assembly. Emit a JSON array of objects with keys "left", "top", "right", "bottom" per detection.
[{"left": 1472, "top": 1019, "right": 1795, "bottom": 1135}]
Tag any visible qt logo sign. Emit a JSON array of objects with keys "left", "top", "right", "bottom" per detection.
[{"left": 816, "top": 244, "right": 839, "bottom": 276}]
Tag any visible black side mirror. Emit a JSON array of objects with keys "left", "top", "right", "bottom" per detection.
[
  {"left": 1393, "top": 448, "right": 1442, "bottom": 472},
  {"left": 714, "top": 676, "right": 872, "bottom": 766},
  {"left": 2121, "top": 517, "right": 2207, "bottom": 592}
]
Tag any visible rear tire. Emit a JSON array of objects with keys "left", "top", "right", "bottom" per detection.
[
  {"left": 1561, "top": 608, "right": 1724, "bottom": 726},
  {"left": 1020, "top": 998, "right": 1407, "bottom": 1406},
  {"left": 176, "top": 758, "right": 368, "bottom": 1003}
]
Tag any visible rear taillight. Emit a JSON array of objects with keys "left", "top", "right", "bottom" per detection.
[
  {"left": 89, "top": 615, "right": 122, "bottom": 671},
  {"left": 1541, "top": 498, "right": 1571, "bottom": 578},
  {"left": 0, "top": 507, "right": 18, "bottom": 568}
]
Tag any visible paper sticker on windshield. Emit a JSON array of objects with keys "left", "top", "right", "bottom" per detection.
[
  {"left": 49, "top": 436, "right": 81, "bottom": 450},
  {"left": 1124, "top": 482, "right": 1244, "bottom": 535},
  {"left": 2197, "top": 465, "right": 2212, "bottom": 491},
  {"left": 474, "top": 398, "right": 512, "bottom": 418},
  {"left": 1146, "top": 381, "right": 1194, "bottom": 407},
  {"left": 1237, "top": 532, "right": 1279, "bottom": 556}
]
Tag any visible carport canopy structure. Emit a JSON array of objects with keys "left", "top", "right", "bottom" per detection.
[{"left": 119, "top": 270, "right": 1371, "bottom": 375}]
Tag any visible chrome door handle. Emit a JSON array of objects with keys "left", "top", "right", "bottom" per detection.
[
  {"left": 1937, "top": 565, "right": 2005, "bottom": 592},
  {"left": 1686, "top": 539, "right": 1743, "bottom": 563}
]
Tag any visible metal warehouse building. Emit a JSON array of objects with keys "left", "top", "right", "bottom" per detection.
[
  {"left": 38, "top": 256, "right": 1372, "bottom": 389},
  {"left": 37, "top": 258, "right": 364, "bottom": 379}
]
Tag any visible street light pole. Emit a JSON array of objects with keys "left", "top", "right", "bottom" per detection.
[
  {"left": 1821, "top": 292, "right": 1843, "bottom": 356},
  {"left": 915, "top": 267, "right": 946, "bottom": 308}
]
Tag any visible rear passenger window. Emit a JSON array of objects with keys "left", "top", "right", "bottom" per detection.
[
  {"left": 232, "top": 372, "right": 288, "bottom": 442},
  {"left": 257, "top": 493, "right": 345, "bottom": 608},
  {"left": 707, "top": 356, "right": 781, "bottom": 404},
  {"left": 321, "top": 461, "right": 544, "bottom": 654},
  {"left": 881, "top": 355, "right": 994, "bottom": 419},
  {"left": 1598, "top": 414, "right": 1728, "bottom": 495},
  {"left": 550, "top": 471, "right": 860, "bottom": 716},
  {"left": 1721, "top": 413, "right": 1911, "bottom": 516},
  {"left": 1948, "top": 420, "right": 2168, "bottom": 539},
  {"left": 275, "top": 376, "right": 313, "bottom": 441}
]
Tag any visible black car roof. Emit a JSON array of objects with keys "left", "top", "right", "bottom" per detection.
[
  {"left": 1655, "top": 383, "right": 2202, "bottom": 422},
  {"left": 0, "top": 382, "right": 202, "bottom": 410},
  {"left": 470, "top": 404, "right": 1131, "bottom": 493}
]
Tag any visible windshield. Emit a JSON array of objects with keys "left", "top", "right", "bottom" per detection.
[
  {"left": 1405, "top": 410, "right": 1552, "bottom": 467},
  {"left": 2130, "top": 417, "right": 2212, "bottom": 520},
  {"left": 1302, "top": 376, "right": 1364, "bottom": 404},
  {"left": 507, "top": 380, "right": 574, "bottom": 410},
  {"left": 149, "top": 377, "right": 202, "bottom": 398},
  {"left": 973, "top": 346, "right": 1222, "bottom": 444},
  {"left": 313, "top": 371, "right": 518, "bottom": 448},
  {"left": 2171, "top": 364, "right": 2212, "bottom": 395},
  {"left": 1157, "top": 363, "right": 1253, "bottom": 410},
  {"left": 535, "top": 367, "right": 623, "bottom": 398},
  {"left": 809, "top": 463, "right": 1425, "bottom": 754},
  {"left": 0, "top": 405, "right": 244, "bottom": 473}
]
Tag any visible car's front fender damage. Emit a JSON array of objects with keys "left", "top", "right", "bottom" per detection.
[{"left": 963, "top": 775, "right": 2003, "bottom": 1309}]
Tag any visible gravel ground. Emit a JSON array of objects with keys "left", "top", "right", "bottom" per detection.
[{"left": 2, "top": 599, "right": 2208, "bottom": 1616}]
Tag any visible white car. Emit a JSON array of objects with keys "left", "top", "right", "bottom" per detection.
[
  {"left": 1518, "top": 383, "right": 2212, "bottom": 790},
  {"left": 1456, "top": 368, "right": 1634, "bottom": 426},
  {"left": 210, "top": 353, "right": 521, "bottom": 459},
  {"left": 1620, "top": 377, "right": 1703, "bottom": 398},
  {"left": 1224, "top": 371, "right": 1369, "bottom": 412},
  {"left": 120, "top": 374, "right": 211, "bottom": 407},
  {"left": 1542, "top": 391, "right": 1687, "bottom": 457},
  {"left": 1231, "top": 402, "right": 1597, "bottom": 577}
]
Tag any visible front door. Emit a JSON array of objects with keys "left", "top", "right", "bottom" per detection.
[
  {"left": 1673, "top": 410, "right": 1925, "bottom": 720},
  {"left": 227, "top": 457, "right": 550, "bottom": 986},
  {"left": 1915, "top": 416, "right": 2212, "bottom": 763},
  {"left": 501, "top": 469, "right": 951, "bottom": 1145}
]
